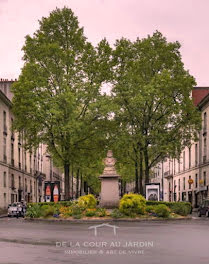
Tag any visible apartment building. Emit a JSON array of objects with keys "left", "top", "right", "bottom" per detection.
[
  {"left": 152, "top": 87, "right": 209, "bottom": 207},
  {"left": 0, "top": 79, "right": 64, "bottom": 208}
]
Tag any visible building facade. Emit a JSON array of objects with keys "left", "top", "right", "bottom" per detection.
[
  {"left": 152, "top": 87, "right": 209, "bottom": 207},
  {"left": 0, "top": 79, "right": 64, "bottom": 208}
]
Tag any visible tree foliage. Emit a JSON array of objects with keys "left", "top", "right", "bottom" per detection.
[
  {"left": 12, "top": 7, "right": 201, "bottom": 197},
  {"left": 12, "top": 7, "right": 109, "bottom": 199},
  {"left": 110, "top": 31, "right": 201, "bottom": 187}
]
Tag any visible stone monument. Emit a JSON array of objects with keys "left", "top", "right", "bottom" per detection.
[{"left": 99, "top": 150, "right": 120, "bottom": 208}]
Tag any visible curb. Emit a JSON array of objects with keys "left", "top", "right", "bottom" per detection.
[
  {"left": 0, "top": 214, "right": 7, "bottom": 218},
  {"left": 24, "top": 216, "right": 192, "bottom": 224}
]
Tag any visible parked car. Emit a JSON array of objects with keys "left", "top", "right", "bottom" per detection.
[
  {"left": 198, "top": 200, "right": 209, "bottom": 217},
  {"left": 8, "top": 202, "right": 25, "bottom": 218}
]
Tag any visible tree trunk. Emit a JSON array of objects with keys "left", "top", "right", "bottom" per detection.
[
  {"left": 124, "top": 180, "right": 126, "bottom": 194},
  {"left": 135, "top": 160, "right": 139, "bottom": 193},
  {"left": 76, "top": 168, "right": 79, "bottom": 198},
  {"left": 64, "top": 163, "right": 70, "bottom": 201},
  {"left": 144, "top": 147, "right": 149, "bottom": 184},
  {"left": 71, "top": 166, "right": 74, "bottom": 199},
  {"left": 139, "top": 150, "right": 143, "bottom": 195},
  {"left": 80, "top": 172, "right": 83, "bottom": 196},
  {"left": 120, "top": 179, "right": 123, "bottom": 196}
]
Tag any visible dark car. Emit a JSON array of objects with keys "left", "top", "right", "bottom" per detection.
[{"left": 198, "top": 200, "right": 209, "bottom": 217}]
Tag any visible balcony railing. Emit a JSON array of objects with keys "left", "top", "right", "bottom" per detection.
[{"left": 164, "top": 170, "right": 173, "bottom": 178}]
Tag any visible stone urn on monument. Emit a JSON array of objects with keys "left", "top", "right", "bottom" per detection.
[{"left": 99, "top": 150, "right": 120, "bottom": 208}]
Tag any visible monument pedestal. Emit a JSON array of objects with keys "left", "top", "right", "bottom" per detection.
[{"left": 99, "top": 150, "right": 120, "bottom": 208}]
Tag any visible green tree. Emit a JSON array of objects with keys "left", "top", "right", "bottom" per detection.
[
  {"left": 12, "top": 7, "right": 108, "bottom": 200},
  {"left": 111, "top": 31, "right": 201, "bottom": 186}
]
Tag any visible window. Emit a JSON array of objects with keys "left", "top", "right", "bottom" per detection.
[
  {"left": 203, "top": 138, "right": 207, "bottom": 162},
  {"left": 18, "top": 146, "right": 21, "bottom": 169},
  {"left": 3, "top": 111, "right": 7, "bottom": 133},
  {"left": 178, "top": 159, "right": 180, "bottom": 173},
  {"left": 3, "top": 137, "right": 6, "bottom": 162},
  {"left": 19, "top": 176, "right": 21, "bottom": 189},
  {"left": 25, "top": 178, "right": 27, "bottom": 192},
  {"left": 195, "top": 174, "right": 198, "bottom": 188},
  {"left": 11, "top": 118, "right": 14, "bottom": 139},
  {"left": 189, "top": 176, "right": 192, "bottom": 189},
  {"left": 178, "top": 179, "right": 180, "bottom": 191},
  {"left": 204, "top": 171, "right": 207, "bottom": 186},
  {"left": 183, "top": 151, "right": 185, "bottom": 171},
  {"left": 183, "top": 177, "right": 185, "bottom": 190},
  {"left": 30, "top": 180, "right": 32, "bottom": 193},
  {"left": 188, "top": 147, "right": 191, "bottom": 168},
  {"left": 195, "top": 144, "right": 198, "bottom": 166},
  {"left": 34, "top": 181, "right": 36, "bottom": 197},
  {"left": 24, "top": 151, "right": 27, "bottom": 171},
  {"left": 4, "top": 193, "right": 6, "bottom": 207},
  {"left": 11, "top": 143, "right": 14, "bottom": 166},
  {"left": 30, "top": 154, "right": 32, "bottom": 173},
  {"left": 18, "top": 133, "right": 21, "bottom": 145},
  {"left": 3, "top": 172, "right": 6, "bottom": 187},
  {"left": 33, "top": 155, "right": 36, "bottom": 172},
  {"left": 204, "top": 112, "right": 207, "bottom": 132},
  {"left": 11, "top": 174, "right": 15, "bottom": 188},
  {"left": 174, "top": 159, "right": 176, "bottom": 175}
]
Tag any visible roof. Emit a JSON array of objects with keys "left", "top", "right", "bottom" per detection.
[
  {"left": 197, "top": 92, "right": 209, "bottom": 109},
  {"left": 0, "top": 89, "right": 12, "bottom": 108},
  {"left": 192, "top": 87, "right": 209, "bottom": 107}
]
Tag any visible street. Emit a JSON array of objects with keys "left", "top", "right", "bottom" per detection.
[{"left": 0, "top": 217, "right": 209, "bottom": 264}]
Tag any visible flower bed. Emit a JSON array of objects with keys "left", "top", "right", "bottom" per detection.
[{"left": 26, "top": 194, "right": 192, "bottom": 220}]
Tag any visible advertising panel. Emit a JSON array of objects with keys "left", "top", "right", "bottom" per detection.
[
  {"left": 145, "top": 183, "right": 160, "bottom": 201},
  {"left": 44, "top": 181, "right": 60, "bottom": 202}
]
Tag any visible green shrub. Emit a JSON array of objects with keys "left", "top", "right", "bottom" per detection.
[
  {"left": 155, "top": 204, "right": 170, "bottom": 218},
  {"left": 119, "top": 193, "right": 146, "bottom": 216},
  {"left": 85, "top": 209, "right": 97, "bottom": 217},
  {"left": 26, "top": 204, "right": 42, "bottom": 218},
  {"left": 110, "top": 209, "right": 124, "bottom": 219},
  {"left": 146, "top": 205, "right": 156, "bottom": 213},
  {"left": 146, "top": 201, "right": 191, "bottom": 216},
  {"left": 96, "top": 208, "right": 107, "bottom": 217},
  {"left": 146, "top": 201, "right": 191, "bottom": 211},
  {"left": 41, "top": 206, "right": 55, "bottom": 218},
  {"left": 78, "top": 194, "right": 97, "bottom": 209},
  {"left": 171, "top": 203, "right": 189, "bottom": 216},
  {"left": 73, "top": 214, "right": 82, "bottom": 219},
  {"left": 71, "top": 204, "right": 83, "bottom": 216}
]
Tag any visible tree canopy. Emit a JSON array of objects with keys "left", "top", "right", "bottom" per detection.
[{"left": 12, "top": 8, "right": 201, "bottom": 198}]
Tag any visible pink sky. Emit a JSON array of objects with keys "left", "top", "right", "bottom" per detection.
[{"left": 0, "top": 0, "right": 209, "bottom": 86}]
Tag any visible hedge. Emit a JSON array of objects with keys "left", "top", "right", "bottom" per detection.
[
  {"left": 146, "top": 201, "right": 191, "bottom": 215},
  {"left": 28, "top": 201, "right": 73, "bottom": 207}
]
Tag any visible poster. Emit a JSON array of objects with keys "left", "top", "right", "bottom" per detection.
[
  {"left": 44, "top": 181, "right": 60, "bottom": 202},
  {"left": 145, "top": 183, "right": 160, "bottom": 201}
]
